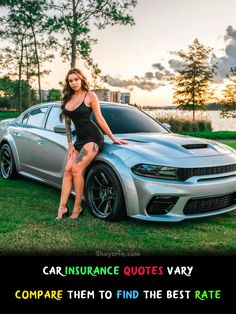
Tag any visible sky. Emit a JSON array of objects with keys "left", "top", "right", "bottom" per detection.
[{"left": 40, "top": 0, "right": 236, "bottom": 106}]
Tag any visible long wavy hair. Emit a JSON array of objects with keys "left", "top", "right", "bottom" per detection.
[{"left": 60, "top": 68, "right": 90, "bottom": 121}]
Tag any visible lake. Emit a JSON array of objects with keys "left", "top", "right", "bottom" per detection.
[{"left": 143, "top": 109, "right": 236, "bottom": 131}]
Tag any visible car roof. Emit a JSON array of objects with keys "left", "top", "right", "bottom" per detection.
[{"left": 25, "top": 101, "right": 133, "bottom": 111}]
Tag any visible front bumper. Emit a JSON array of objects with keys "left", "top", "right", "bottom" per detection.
[{"left": 127, "top": 172, "right": 236, "bottom": 222}]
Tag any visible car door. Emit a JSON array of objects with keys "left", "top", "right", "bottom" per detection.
[
  {"left": 34, "top": 106, "right": 69, "bottom": 185},
  {"left": 11, "top": 107, "right": 49, "bottom": 173}
]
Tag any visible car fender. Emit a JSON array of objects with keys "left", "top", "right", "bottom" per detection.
[
  {"left": 94, "top": 151, "right": 140, "bottom": 216},
  {"left": 0, "top": 134, "right": 21, "bottom": 172}
]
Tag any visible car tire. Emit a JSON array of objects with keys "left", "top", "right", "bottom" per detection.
[
  {"left": 0, "top": 143, "right": 18, "bottom": 179},
  {"left": 85, "top": 163, "right": 126, "bottom": 221}
]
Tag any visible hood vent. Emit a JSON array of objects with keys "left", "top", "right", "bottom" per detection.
[
  {"left": 125, "top": 139, "right": 145, "bottom": 143},
  {"left": 182, "top": 144, "right": 208, "bottom": 150}
]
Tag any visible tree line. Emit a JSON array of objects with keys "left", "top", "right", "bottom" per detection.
[
  {"left": 0, "top": 2, "right": 235, "bottom": 119},
  {"left": 0, "top": 0, "right": 137, "bottom": 112}
]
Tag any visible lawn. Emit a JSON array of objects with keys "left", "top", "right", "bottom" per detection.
[
  {"left": 221, "top": 141, "right": 236, "bottom": 150},
  {"left": 0, "top": 111, "right": 19, "bottom": 120},
  {"left": 0, "top": 142, "right": 236, "bottom": 256},
  {"left": 179, "top": 131, "right": 236, "bottom": 139},
  {"left": 0, "top": 176, "right": 235, "bottom": 256}
]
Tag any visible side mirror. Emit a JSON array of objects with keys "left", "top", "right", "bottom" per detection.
[
  {"left": 162, "top": 123, "right": 171, "bottom": 131},
  {"left": 54, "top": 124, "right": 66, "bottom": 133}
]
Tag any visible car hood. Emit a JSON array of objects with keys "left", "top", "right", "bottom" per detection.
[
  {"left": 0, "top": 118, "right": 15, "bottom": 125},
  {"left": 112, "top": 133, "right": 236, "bottom": 166}
]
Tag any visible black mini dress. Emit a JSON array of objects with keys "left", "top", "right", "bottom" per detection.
[{"left": 64, "top": 93, "right": 104, "bottom": 153}]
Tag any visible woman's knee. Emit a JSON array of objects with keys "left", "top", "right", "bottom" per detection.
[
  {"left": 64, "top": 167, "right": 72, "bottom": 176},
  {"left": 71, "top": 164, "right": 84, "bottom": 177}
]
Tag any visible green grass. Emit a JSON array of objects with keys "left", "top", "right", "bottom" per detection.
[
  {"left": 0, "top": 144, "right": 236, "bottom": 256},
  {"left": 179, "top": 131, "right": 236, "bottom": 139},
  {"left": 221, "top": 141, "right": 236, "bottom": 150},
  {"left": 0, "top": 111, "right": 20, "bottom": 120}
]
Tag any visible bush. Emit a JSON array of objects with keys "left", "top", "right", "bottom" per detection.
[{"left": 156, "top": 111, "right": 212, "bottom": 133}]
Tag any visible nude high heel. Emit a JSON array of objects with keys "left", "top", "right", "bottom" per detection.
[
  {"left": 56, "top": 205, "right": 70, "bottom": 220},
  {"left": 69, "top": 206, "right": 84, "bottom": 220}
]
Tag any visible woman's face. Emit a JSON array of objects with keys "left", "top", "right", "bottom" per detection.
[{"left": 68, "top": 73, "right": 82, "bottom": 92}]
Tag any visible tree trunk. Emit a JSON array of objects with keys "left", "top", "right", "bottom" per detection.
[
  {"left": 31, "top": 24, "right": 42, "bottom": 103},
  {"left": 71, "top": 33, "right": 77, "bottom": 68},
  {"left": 18, "top": 35, "right": 24, "bottom": 113},
  {"left": 71, "top": 0, "right": 77, "bottom": 68},
  {"left": 25, "top": 42, "right": 31, "bottom": 108}
]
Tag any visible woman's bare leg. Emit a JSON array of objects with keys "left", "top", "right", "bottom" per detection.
[
  {"left": 71, "top": 142, "right": 99, "bottom": 218},
  {"left": 57, "top": 151, "right": 76, "bottom": 219}
]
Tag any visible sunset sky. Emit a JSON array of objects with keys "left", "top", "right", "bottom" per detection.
[{"left": 43, "top": 0, "right": 236, "bottom": 107}]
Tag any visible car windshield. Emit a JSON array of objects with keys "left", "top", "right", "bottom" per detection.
[{"left": 91, "top": 105, "right": 168, "bottom": 134}]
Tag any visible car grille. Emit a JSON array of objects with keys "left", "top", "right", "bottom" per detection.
[
  {"left": 177, "top": 163, "right": 236, "bottom": 181},
  {"left": 183, "top": 192, "right": 236, "bottom": 215}
]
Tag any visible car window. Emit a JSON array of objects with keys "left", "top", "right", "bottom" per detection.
[
  {"left": 91, "top": 106, "right": 168, "bottom": 134},
  {"left": 45, "top": 107, "right": 62, "bottom": 131},
  {"left": 45, "top": 106, "right": 76, "bottom": 132},
  {"left": 27, "top": 107, "right": 48, "bottom": 128},
  {"left": 22, "top": 112, "right": 30, "bottom": 124}
]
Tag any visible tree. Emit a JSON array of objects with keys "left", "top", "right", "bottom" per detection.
[
  {"left": 220, "top": 67, "right": 236, "bottom": 118},
  {"left": 0, "top": 0, "right": 56, "bottom": 107},
  {"left": 173, "top": 39, "right": 216, "bottom": 120},
  {"left": 0, "top": 76, "right": 36, "bottom": 110},
  {"left": 47, "top": 89, "right": 61, "bottom": 101},
  {"left": 47, "top": 0, "right": 137, "bottom": 78}
]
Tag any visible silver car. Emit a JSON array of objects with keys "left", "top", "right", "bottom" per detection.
[{"left": 1, "top": 102, "right": 236, "bottom": 222}]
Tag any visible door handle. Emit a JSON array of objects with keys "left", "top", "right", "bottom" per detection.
[
  {"left": 37, "top": 139, "right": 43, "bottom": 145},
  {"left": 13, "top": 131, "right": 19, "bottom": 136}
]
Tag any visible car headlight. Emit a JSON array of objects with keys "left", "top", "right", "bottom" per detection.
[{"left": 131, "top": 164, "right": 178, "bottom": 180}]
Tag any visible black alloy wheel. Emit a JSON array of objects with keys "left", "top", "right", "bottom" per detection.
[
  {"left": 0, "top": 143, "right": 17, "bottom": 179},
  {"left": 85, "top": 163, "right": 126, "bottom": 221}
]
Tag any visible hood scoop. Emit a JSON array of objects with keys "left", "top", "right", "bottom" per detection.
[
  {"left": 182, "top": 144, "right": 208, "bottom": 150},
  {"left": 125, "top": 138, "right": 146, "bottom": 143}
]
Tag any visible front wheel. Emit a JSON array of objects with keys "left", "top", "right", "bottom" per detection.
[
  {"left": 85, "top": 163, "right": 126, "bottom": 221},
  {"left": 0, "top": 143, "right": 18, "bottom": 179}
]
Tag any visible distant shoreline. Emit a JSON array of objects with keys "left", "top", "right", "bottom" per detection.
[{"left": 142, "top": 106, "right": 223, "bottom": 111}]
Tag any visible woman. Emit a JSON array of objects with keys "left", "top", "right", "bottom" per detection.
[{"left": 56, "top": 68, "right": 128, "bottom": 220}]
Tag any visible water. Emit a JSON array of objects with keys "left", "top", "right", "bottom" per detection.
[{"left": 143, "top": 109, "right": 236, "bottom": 131}]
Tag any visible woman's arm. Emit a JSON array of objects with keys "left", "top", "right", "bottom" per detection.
[
  {"left": 65, "top": 116, "right": 73, "bottom": 144},
  {"left": 89, "top": 92, "right": 128, "bottom": 144},
  {"left": 65, "top": 115, "right": 75, "bottom": 157}
]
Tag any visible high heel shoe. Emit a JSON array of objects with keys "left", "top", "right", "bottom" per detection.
[
  {"left": 69, "top": 207, "right": 84, "bottom": 220},
  {"left": 56, "top": 205, "right": 70, "bottom": 220}
]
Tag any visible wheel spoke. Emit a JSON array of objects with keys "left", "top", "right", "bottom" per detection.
[
  {"left": 100, "top": 172, "right": 109, "bottom": 185},
  {"left": 5, "top": 165, "right": 10, "bottom": 176},
  {"left": 104, "top": 199, "right": 112, "bottom": 214},
  {"left": 97, "top": 198, "right": 106, "bottom": 210},
  {"left": 2, "top": 156, "right": 9, "bottom": 163},
  {"left": 94, "top": 175, "right": 104, "bottom": 187}
]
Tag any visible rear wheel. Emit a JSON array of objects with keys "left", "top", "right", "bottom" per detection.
[
  {"left": 85, "top": 163, "right": 126, "bottom": 221},
  {"left": 0, "top": 144, "right": 18, "bottom": 179}
]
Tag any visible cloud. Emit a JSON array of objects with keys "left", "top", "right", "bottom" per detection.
[
  {"left": 102, "top": 61, "right": 174, "bottom": 91},
  {"left": 167, "top": 27, "right": 236, "bottom": 82},
  {"left": 224, "top": 25, "right": 236, "bottom": 41},
  {"left": 168, "top": 59, "right": 185, "bottom": 72},
  {"left": 145, "top": 72, "right": 154, "bottom": 79},
  {"left": 152, "top": 63, "right": 165, "bottom": 71},
  {"left": 103, "top": 75, "right": 163, "bottom": 91},
  {"left": 212, "top": 25, "right": 236, "bottom": 81}
]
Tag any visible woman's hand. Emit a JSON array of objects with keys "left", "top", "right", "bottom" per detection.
[
  {"left": 112, "top": 137, "right": 129, "bottom": 145},
  {"left": 68, "top": 143, "right": 76, "bottom": 159}
]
